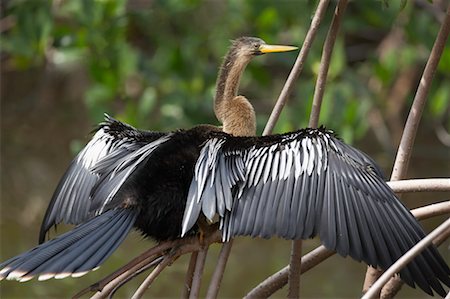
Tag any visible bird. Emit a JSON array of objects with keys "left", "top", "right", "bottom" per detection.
[{"left": 0, "top": 37, "right": 449, "bottom": 297}]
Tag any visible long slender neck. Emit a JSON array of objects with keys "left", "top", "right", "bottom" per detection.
[{"left": 214, "top": 50, "right": 252, "bottom": 123}]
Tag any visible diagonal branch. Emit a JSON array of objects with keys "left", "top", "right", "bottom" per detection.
[
  {"left": 181, "top": 251, "right": 198, "bottom": 298},
  {"left": 363, "top": 4, "right": 450, "bottom": 296},
  {"left": 188, "top": 248, "right": 208, "bottom": 299},
  {"left": 263, "top": 0, "right": 331, "bottom": 136},
  {"left": 205, "top": 240, "right": 234, "bottom": 299},
  {"left": 362, "top": 218, "right": 450, "bottom": 299}
]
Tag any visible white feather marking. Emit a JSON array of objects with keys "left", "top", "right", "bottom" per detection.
[
  {"left": 254, "top": 148, "right": 268, "bottom": 185},
  {"left": 263, "top": 146, "right": 276, "bottom": 183},
  {"left": 301, "top": 138, "right": 309, "bottom": 172},
  {"left": 284, "top": 145, "right": 293, "bottom": 179},
  {"left": 294, "top": 142, "right": 302, "bottom": 179},
  {"left": 307, "top": 138, "right": 315, "bottom": 176},
  {"left": 71, "top": 271, "right": 89, "bottom": 278},
  {"left": 316, "top": 138, "right": 323, "bottom": 174},
  {"left": 272, "top": 150, "right": 280, "bottom": 182},
  {"left": 280, "top": 148, "right": 287, "bottom": 181}
]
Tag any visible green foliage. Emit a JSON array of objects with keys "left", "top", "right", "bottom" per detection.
[{"left": 2, "top": 0, "right": 448, "bottom": 142}]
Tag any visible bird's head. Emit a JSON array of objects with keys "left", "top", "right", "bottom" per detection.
[{"left": 231, "top": 36, "right": 298, "bottom": 58}]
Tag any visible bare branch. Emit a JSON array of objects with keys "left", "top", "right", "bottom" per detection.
[
  {"left": 188, "top": 248, "right": 208, "bottom": 299},
  {"left": 245, "top": 246, "right": 335, "bottom": 298},
  {"left": 411, "top": 201, "right": 450, "bottom": 220},
  {"left": 181, "top": 251, "right": 198, "bottom": 299},
  {"left": 387, "top": 178, "right": 450, "bottom": 193},
  {"left": 391, "top": 4, "right": 450, "bottom": 181},
  {"left": 309, "top": 0, "right": 349, "bottom": 128},
  {"left": 205, "top": 241, "right": 234, "bottom": 299},
  {"left": 86, "top": 232, "right": 222, "bottom": 298},
  {"left": 131, "top": 255, "right": 173, "bottom": 299},
  {"left": 362, "top": 218, "right": 450, "bottom": 299},
  {"left": 262, "top": 0, "right": 330, "bottom": 136},
  {"left": 287, "top": 240, "right": 303, "bottom": 298},
  {"left": 363, "top": 4, "right": 450, "bottom": 295}
]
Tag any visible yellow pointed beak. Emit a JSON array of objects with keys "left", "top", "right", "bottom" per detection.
[{"left": 259, "top": 44, "right": 298, "bottom": 54}]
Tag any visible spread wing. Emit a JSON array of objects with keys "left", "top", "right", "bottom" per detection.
[
  {"left": 182, "top": 127, "right": 450, "bottom": 296},
  {"left": 39, "top": 115, "right": 168, "bottom": 242}
]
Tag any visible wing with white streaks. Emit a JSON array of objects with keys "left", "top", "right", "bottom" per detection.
[
  {"left": 39, "top": 115, "right": 167, "bottom": 243},
  {"left": 182, "top": 127, "right": 450, "bottom": 296}
]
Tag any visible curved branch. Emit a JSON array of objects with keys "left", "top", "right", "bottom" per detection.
[{"left": 362, "top": 218, "right": 450, "bottom": 299}]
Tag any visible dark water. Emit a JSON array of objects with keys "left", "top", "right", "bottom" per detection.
[{"left": 1, "top": 67, "right": 449, "bottom": 298}]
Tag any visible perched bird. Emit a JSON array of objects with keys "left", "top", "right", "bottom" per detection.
[{"left": 0, "top": 37, "right": 449, "bottom": 297}]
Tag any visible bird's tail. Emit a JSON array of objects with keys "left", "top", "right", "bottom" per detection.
[{"left": 0, "top": 209, "right": 137, "bottom": 282}]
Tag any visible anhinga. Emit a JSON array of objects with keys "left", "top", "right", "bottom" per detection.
[{"left": 0, "top": 37, "right": 449, "bottom": 297}]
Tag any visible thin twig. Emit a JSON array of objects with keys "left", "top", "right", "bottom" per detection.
[
  {"left": 362, "top": 218, "right": 450, "bottom": 299},
  {"left": 309, "top": 0, "right": 349, "bottom": 128},
  {"left": 75, "top": 240, "right": 179, "bottom": 298},
  {"left": 363, "top": 4, "right": 450, "bottom": 295},
  {"left": 289, "top": 1, "right": 348, "bottom": 297},
  {"left": 245, "top": 246, "right": 334, "bottom": 298},
  {"left": 181, "top": 251, "right": 199, "bottom": 299},
  {"left": 131, "top": 255, "right": 173, "bottom": 299},
  {"left": 86, "top": 231, "right": 222, "bottom": 298},
  {"left": 205, "top": 240, "right": 234, "bottom": 299},
  {"left": 108, "top": 256, "right": 165, "bottom": 299},
  {"left": 189, "top": 248, "right": 208, "bottom": 299},
  {"left": 262, "top": 0, "right": 330, "bottom": 136},
  {"left": 244, "top": 199, "right": 449, "bottom": 298}
]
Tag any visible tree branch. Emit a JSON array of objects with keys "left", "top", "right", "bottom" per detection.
[
  {"left": 391, "top": 4, "right": 450, "bottom": 181},
  {"left": 309, "top": 0, "right": 348, "bottom": 128},
  {"left": 131, "top": 255, "right": 173, "bottom": 299},
  {"left": 188, "top": 248, "right": 208, "bottom": 299},
  {"left": 205, "top": 240, "right": 234, "bottom": 299},
  {"left": 181, "top": 251, "right": 198, "bottom": 299},
  {"left": 386, "top": 178, "right": 450, "bottom": 193},
  {"left": 362, "top": 218, "right": 450, "bottom": 299},
  {"left": 262, "top": 0, "right": 330, "bottom": 136},
  {"left": 245, "top": 245, "right": 334, "bottom": 299},
  {"left": 363, "top": 4, "right": 450, "bottom": 295}
]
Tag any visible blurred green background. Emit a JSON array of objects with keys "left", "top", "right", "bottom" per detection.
[{"left": 1, "top": 0, "right": 449, "bottom": 298}]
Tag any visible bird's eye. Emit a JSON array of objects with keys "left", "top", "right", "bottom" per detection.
[{"left": 253, "top": 43, "right": 259, "bottom": 49}]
